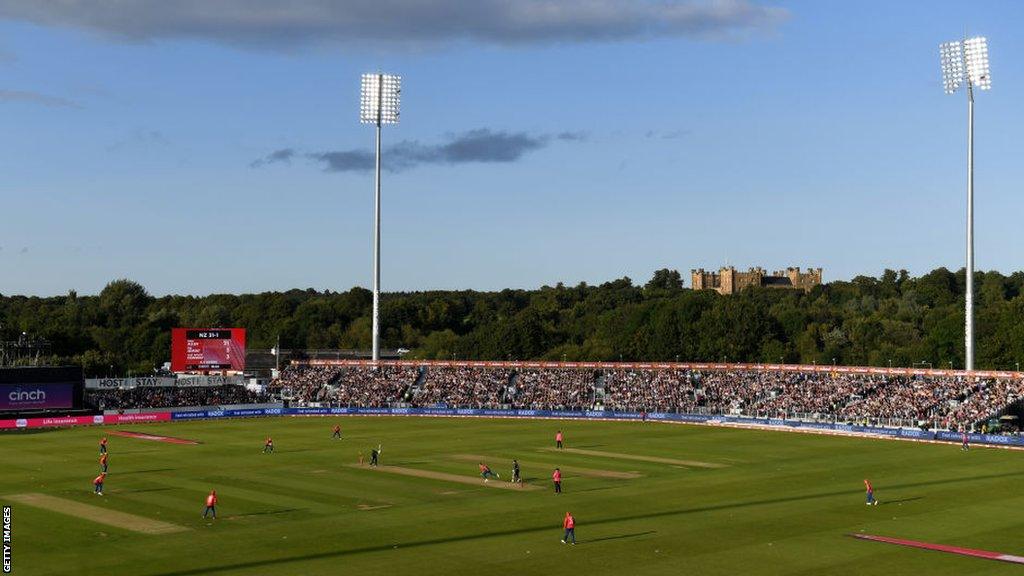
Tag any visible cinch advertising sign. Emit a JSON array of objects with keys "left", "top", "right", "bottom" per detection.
[{"left": 0, "top": 383, "right": 75, "bottom": 411}]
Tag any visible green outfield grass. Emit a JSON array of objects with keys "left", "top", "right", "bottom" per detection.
[{"left": 2, "top": 417, "right": 1023, "bottom": 575}]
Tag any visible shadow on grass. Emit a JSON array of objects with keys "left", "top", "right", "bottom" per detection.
[
  {"left": 118, "top": 468, "right": 177, "bottom": 475},
  {"left": 881, "top": 497, "right": 923, "bottom": 506},
  {"left": 570, "top": 486, "right": 621, "bottom": 494},
  {"left": 580, "top": 530, "right": 656, "bottom": 544},
  {"left": 152, "top": 469, "right": 1024, "bottom": 576},
  {"left": 229, "top": 508, "right": 305, "bottom": 518},
  {"left": 116, "top": 487, "right": 177, "bottom": 494}
]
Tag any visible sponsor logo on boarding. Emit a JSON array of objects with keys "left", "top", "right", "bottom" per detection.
[
  {"left": 455, "top": 409, "right": 474, "bottom": 416},
  {"left": 177, "top": 375, "right": 230, "bottom": 387},
  {"left": 982, "top": 434, "right": 1010, "bottom": 445},
  {"left": 118, "top": 413, "right": 160, "bottom": 422},
  {"left": 92, "top": 415, "right": 105, "bottom": 424},
  {"left": 174, "top": 411, "right": 207, "bottom": 419},
  {"left": 676, "top": 413, "right": 705, "bottom": 422},
  {"left": 41, "top": 417, "right": 80, "bottom": 426},
  {"left": 391, "top": 408, "right": 410, "bottom": 415},
  {"left": 264, "top": 408, "right": 283, "bottom": 415},
  {"left": 7, "top": 387, "right": 46, "bottom": 404},
  {"left": 14, "top": 419, "right": 26, "bottom": 428},
  {"left": 585, "top": 411, "right": 605, "bottom": 418},
  {"left": 516, "top": 410, "right": 538, "bottom": 417},
  {"left": 206, "top": 410, "right": 225, "bottom": 418}
]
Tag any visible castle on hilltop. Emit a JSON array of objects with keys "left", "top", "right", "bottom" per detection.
[{"left": 691, "top": 266, "right": 822, "bottom": 295}]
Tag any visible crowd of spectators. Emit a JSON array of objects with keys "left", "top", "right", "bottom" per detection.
[
  {"left": 333, "top": 366, "right": 420, "bottom": 407},
  {"left": 839, "top": 376, "right": 980, "bottom": 423},
  {"left": 271, "top": 365, "right": 343, "bottom": 403},
  {"left": 602, "top": 369, "right": 696, "bottom": 412},
  {"left": 943, "top": 378, "right": 1020, "bottom": 427},
  {"left": 743, "top": 373, "right": 887, "bottom": 417},
  {"left": 86, "top": 385, "right": 270, "bottom": 410},
  {"left": 512, "top": 369, "right": 596, "bottom": 410},
  {"left": 413, "top": 367, "right": 511, "bottom": 409},
  {"left": 211, "top": 362, "right": 1024, "bottom": 429}
]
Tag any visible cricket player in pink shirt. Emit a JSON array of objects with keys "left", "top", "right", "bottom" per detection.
[{"left": 561, "top": 511, "right": 576, "bottom": 544}]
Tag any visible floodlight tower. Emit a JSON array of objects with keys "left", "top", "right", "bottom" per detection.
[
  {"left": 360, "top": 73, "right": 401, "bottom": 363},
  {"left": 940, "top": 37, "right": 989, "bottom": 372}
]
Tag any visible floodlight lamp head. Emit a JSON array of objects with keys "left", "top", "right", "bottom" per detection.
[
  {"left": 939, "top": 36, "right": 990, "bottom": 95},
  {"left": 939, "top": 41, "right": 964, "bottom": 94},
  {"left": 360, "top": 73, "right": 401, "bottom": 125},
  {"left": 963, "top": 37, "right": 991, "bottom": 90}
]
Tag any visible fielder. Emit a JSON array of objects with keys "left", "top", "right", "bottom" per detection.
[
  {"left": 864, "top": 479, "right": 877, "bottom": 505},
  {"left": 561, "top": 511, "right": 576, "bottom": 545},
  {"left": 203, "top": 489, "right": 218, "bottom": 519}
]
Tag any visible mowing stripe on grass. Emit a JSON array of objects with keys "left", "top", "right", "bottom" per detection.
[
  {"left": 346, "top": 464, "right": 542, "bottom": 490},
  {"left": 5, "top": 493, "right": 188, "bottom": 534},
  {"left": 850, "top": 533, "right": 1024, "bottom": 564},
  {"left": 167, "top": 476, "right": 348, "bottom": 513},
  {"left": 540, "top": 447, "right": 726, "bottom": 468},
  {"left": 451, "top": 454, "right": 641, "bottom": 479}
]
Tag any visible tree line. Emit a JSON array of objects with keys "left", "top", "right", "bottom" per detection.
[{"left": 1, "top": 267, "right": 1022, "bottom": 376}]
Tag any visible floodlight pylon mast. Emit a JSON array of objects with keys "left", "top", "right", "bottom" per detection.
[
  {"left": 940, "top": 36, "right": 988, "bottom": 371},
  {"left": 965, "top": 80, "right": 974, "bottom": 371},
  {"left": 360, "top": 72, "right": 400, "bottom": 364},
  {"left": 372, "top": 74, "right": 382, "bottom": 364}
]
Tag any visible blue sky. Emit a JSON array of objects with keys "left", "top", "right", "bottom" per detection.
[{"left": 1, "top": 0, "right": 1021, "bottom": 296}]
